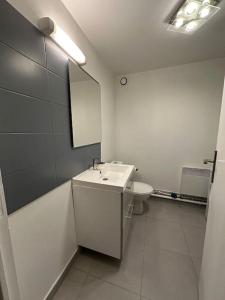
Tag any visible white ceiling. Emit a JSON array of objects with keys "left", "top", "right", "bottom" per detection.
[{"left": 61, "top": 0, "right": 225, "bottom": 74}]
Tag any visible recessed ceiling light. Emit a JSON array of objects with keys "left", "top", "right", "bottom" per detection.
[
  {"left": 185, "top": 20, "right": 199, "bottom": 31},
  {"left": 184, "top": 1, "right": 200, "bottom": 15},
  {"left": 202, "top": 0, "right": 211, "bottom": 4},
  {"left": 177, "top": 9, "right": 184, "bottom": 16},
  {"left": 175, "top": 18, "right": 185, "bottom": 28},
  {"left": 199, "top": 6, "right": 211, "bottom": 18},
  {"left": 167, "top": 0, "right": 221, "bottom": 34}
]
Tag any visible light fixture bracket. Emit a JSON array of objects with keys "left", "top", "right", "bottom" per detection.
[{"left": 38, "top": 17, "right": 55, "bottom": 36}]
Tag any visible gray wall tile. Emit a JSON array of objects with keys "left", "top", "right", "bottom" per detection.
[
  {"left": 53, "top": 133, "right": 73, "bottom": 157},
  {"left": 55, "top": 139, "right": 101, "bottom": 184},
  {"left": 3, "top": 163, "right": 57, "bottom": 214},
  {"left": 0, "top": 0, "right": 46, "bottom": 66},
  {"left": 53, "top": 134, "right": 100, "bottom": 183},
  {"left": 45, "top": 38, "right": 68, "bottom": 79},
  {"left": 0, "top": 88, "right": 52, "bottom": 133},
  {"left": 47, "top": 72, "right": 69, "bottom": 105},
  {"left": 52, "top": 104, "right": 71, "bottom": 135},
  {"left": 0, "top": 42, "right": 48, "bottom": 100},
  {"left": 0, "top": 134, "right": 55, "bottom": 175}
]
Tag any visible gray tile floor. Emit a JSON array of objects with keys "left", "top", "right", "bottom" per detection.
[{"left": 53, "top": 197, "right": 206, "bottom": 300}]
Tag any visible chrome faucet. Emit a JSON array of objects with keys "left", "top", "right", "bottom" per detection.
[{"left": 92, "top": 158, "right": 100, "bottom": 170}]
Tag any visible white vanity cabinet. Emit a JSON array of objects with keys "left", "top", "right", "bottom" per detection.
[{"left": 72, "top": 163, "right": 135, "bottom": 259}]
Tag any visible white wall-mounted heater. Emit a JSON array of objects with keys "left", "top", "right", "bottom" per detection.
[{"left": 180, "top": 166, "right": 211, "bottom": 202}]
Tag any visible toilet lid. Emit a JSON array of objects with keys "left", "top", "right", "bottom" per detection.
[{"left": 132, "top": 181, "right": 154, "bottom": 195}]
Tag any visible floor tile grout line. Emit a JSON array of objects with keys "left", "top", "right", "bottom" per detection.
[
  {"left": 143, "top": 242, "right": 197, "bottom": 263},
  {"left": 144, "top": 203, "right": 200, "bottom": 258},
  {"left": 179, "top": 219, "right": 206, "bottom": 257},
  {"left": 143, "top": 199, "right": 200, "bottom": 300},
  {"left": 75, "top": 250, "right": 142, "bottom": 297},
  {"left": 180, "top": 222, "right": 195, "bottom": 258},
  {"left": 140, "top": 215, "right": 147, "bottom": 298},
  {"left": 179, "top": 220, "right": 200, "bottom": 295},
  {"left": 177, "top": 216, "right": 192, "bottom": 256},
  {"left": 145, "top": 215, "right": 183, "bottom": 225},
  {"left": 76, "top": 271, "right": 89, "bottom": 300},
  {"left": 144, "top": 220, "right": 193, "bottom": 257},
  {"left": 179, "top": 221, "right": 206, "bottom": 231},
  {"left": 59, "top": 198, "right": 204, "bottom": 300},
  {"left": 73, "top": 255, "right": 93, "bottom": 300},
  {"left": 74, "top": 220, "right": 146, "bottom": 298},
  {"left": 85, "top": 272, "right": 141, "bottom": 297}
]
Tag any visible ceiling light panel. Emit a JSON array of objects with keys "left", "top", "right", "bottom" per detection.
[{"left": 168, "top": 0, "right": 221, "bottom": 34}]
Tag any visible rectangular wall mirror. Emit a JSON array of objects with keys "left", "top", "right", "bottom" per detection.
[{"left": 68, "top": 60, "right": 101, "bottom": 148}]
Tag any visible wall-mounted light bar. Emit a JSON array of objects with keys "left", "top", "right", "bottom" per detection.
[
  {"left": 168, "top": 0, "right": 221, "bottom": 34},
  {"left": 38, "top": 17, "right": 86, "bottom": 65}
]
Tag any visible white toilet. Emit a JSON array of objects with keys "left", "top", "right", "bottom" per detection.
[
  {"left": 111, "top": 161, "right": 154, "bottom": 214},
  {"left": 132, "top": 181, "right": 154, "bottom": 214}
]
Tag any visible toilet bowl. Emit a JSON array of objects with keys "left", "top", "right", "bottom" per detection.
[
  {"left": 132, "top": 181, "right": 154, "bottom": 214},
  {"left": 110, "top": 161, "right": 153, "bottom": 214}
]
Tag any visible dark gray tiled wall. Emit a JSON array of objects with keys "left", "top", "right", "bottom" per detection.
[
  {"left": 0, "top": 0, "right": 101, "bottom": 214},
  {"left": 0, "top": 89, "right": 52, "bottom": 133},
  {"left": 0, "top": 42, "right": 49, "bottom": 100},
  {"left": 0, "top": 0, "right": 45, "bottom": 65},
  {"left": 45, "top": 38, "right": 68, "bottom": 79}
]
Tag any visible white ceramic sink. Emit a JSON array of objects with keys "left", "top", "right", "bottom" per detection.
[{"left": 73, "top": 163, "right": 135, "bottom": 191}]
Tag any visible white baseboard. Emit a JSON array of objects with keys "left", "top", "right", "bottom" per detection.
[{"left": 44, "top": 247, "right": 79, "bottom": 300}]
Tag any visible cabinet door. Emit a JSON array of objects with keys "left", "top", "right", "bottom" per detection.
[{"left": 73, "top": 185, "right": 122, "bottom": 259}]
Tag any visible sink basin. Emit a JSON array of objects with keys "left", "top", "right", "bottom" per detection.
[
  {"left": 101, "top": 164, "right": 130, "bottom": 181},
  {"left": 73, "top": 163, "right": 135, "bottom": 191}
]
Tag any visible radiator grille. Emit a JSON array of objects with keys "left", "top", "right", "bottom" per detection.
[{"left": 180, "top": 167, "right": 211, "bottom": 202}]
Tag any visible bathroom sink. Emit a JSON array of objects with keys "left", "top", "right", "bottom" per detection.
[{"left": 73, "top": 163, "right": 135, "bottom": 191}]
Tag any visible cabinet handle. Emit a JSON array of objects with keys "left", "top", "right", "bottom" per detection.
[
  {"left": 125, "top": 181, "right": 133, "bottom": 192},
  {"left": 125, "top": 186, "right": 132, "bottom": 193},
  {"left": 125, "top": 204, "right": 134, "bottom": 219}
]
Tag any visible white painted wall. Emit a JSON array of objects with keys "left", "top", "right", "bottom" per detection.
[
  {"left": 7, "top": 0, "right": 115, "bottom": 162},
  {"left": 8, "top": 181, "right": 77, "bottom": 300},
  {"left": 115, "top": 58, "right": 225, "bottom": 192},
  {"left": 0, "top": 171, "right": 20, "bottom": 300}
]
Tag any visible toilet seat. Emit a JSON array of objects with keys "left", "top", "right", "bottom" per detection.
[{"left": 132, "top": 181, "right": 154, "bottom": 196}]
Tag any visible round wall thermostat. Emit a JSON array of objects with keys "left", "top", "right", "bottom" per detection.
[{"left": 120, "top": 77, "right": 127, "bottom": 86}]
